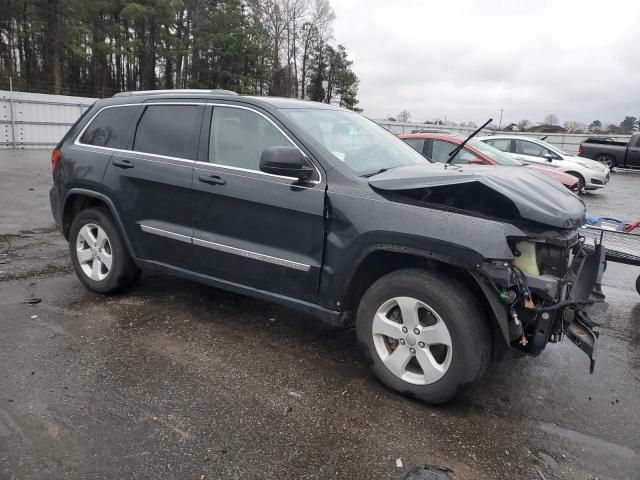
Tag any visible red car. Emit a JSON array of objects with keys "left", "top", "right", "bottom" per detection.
[{"left": 399, "top": 133, "right": 580, "bottom": 193}]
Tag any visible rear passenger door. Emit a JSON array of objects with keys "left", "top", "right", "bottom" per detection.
[
  {"left": 102, "top": 103, "right": 204, "bottom": 266},
  {"left": 190, "top": 104, "right": 325, "bottom": 302}
]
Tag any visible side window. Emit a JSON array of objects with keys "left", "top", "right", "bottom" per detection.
[
  {"left": 133, "top": 105, "right": 201, "bottom": 160},
  {"left": 403, "top": 138, "right": 425, "bottom": 155},
  {"left": 485, "top": 138, "right": 511, "bottom": 152},
  {"left": 80, "top": 106, "right": 138, "bottom": 149},
  {"left": 516, "top": 140, "right": 549, "bottom": 158},
  {"left": 430, "top": 140, "right": 454, "bottom": 162},
  {"left": 209, "top": 106, "right": 293, "bottom": 171},
  {"left": 430, "top": 140, "right": 478, "bottom": 164}
]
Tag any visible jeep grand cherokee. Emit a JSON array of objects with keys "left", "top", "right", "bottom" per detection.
[{"left": 50, "top": 90, "right": 606, "bottom": 403}]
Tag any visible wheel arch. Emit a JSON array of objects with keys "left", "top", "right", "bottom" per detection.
[
  {"left": 62, "top": 189, "right": 136, "bottom": 259},
  {"left": 341, "top": 247, "right": 512, "bottom": 360}
]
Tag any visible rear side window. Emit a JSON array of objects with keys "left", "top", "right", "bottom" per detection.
[
  {"left": 134, "top": 105, "right": 202, "bottom": 160},
  {"left": 79, "top": 106, "right": 138, "bottom": 149}
]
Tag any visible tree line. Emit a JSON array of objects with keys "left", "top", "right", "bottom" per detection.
[{"left": 0, "top": 0, "right": 360, "bottom": 108}]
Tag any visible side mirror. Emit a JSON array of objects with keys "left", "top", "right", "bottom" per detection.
[
  {"left": 260, "top": 146, "right": 314, "bottom": 180},
  {"left": 543, "top": 153, "right": 554, "bottom": 162}
]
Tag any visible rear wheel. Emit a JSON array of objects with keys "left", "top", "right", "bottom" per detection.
[
  {"left": 356, "top": 269, "right": 491, "bottom": 404},
  {"left": 595, "top": 154, "right": 615, "bottom": 169},
  {"left": 69, "top": 207, "right": 140, "bottom": 293}
]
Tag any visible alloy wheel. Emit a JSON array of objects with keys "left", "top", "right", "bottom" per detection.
[
  {"left": 76, "top": 223, "right": 113, "bottom": 281},
  {"left": 372, "top": 296, "right": 452, "bottom": 385}
]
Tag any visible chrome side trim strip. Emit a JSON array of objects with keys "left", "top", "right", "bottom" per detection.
[
  {"left": 140, "top": 224, "right": 192, "bottom": 244},
  {"left": 139, "top": 224, "right": 311, "bottom": 272},
  {"left": 192, "top": 238, "right": 311, "bottom": 272}
]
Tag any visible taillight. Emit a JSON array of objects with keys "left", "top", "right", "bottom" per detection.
[
  {"left": 51, "top": 149, "right": 61, "bottom": 172},
  {"left": 578, "top": 144, "right": 584, "bottom": 155}
]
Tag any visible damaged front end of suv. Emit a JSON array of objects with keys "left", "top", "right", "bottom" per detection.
[{"left": 369, "top": 163, "right": 607, "bottom": 372}]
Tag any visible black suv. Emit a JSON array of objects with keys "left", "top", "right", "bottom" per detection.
[{"left": 50, "top": 90, "right": 606, "bottom": 403}]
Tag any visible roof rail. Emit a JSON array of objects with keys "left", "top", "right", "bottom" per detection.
[{"left": 113, "top": 89, "right": 239, "bottom": 97}]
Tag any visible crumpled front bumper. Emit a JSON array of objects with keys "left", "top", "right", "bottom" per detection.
[
  {"left": 477, "top": 240, "right": 608, "bottom": 371},
  {"left": 523, "top": 242, "right": 608, "bottom": 372},
  {"left": 563, "top": 243, "right": 607, "bottom": 372}
]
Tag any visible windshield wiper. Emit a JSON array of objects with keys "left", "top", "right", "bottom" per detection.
[
  {"left": 361, "top": 167, "right": 390, "bottom": 178},
  {"left": 446, "top": 118, "right": 493, "bottom": 164}
]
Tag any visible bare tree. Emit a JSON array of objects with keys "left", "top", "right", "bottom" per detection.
[
  {"left": 517, "top": 119, "right": 531, "bottom": 130},
  {"left": 397, "top": 110, "right": 411, "bottom": 122},
  {"left": 544, "top": 113, "right": 559, "bottom": 126},
  {"left": 299, "top": 0, "right": 334, "bottom": 99}
]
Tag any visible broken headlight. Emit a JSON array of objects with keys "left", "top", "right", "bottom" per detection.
[{"left": 510, "top": 240, "right": 571, "bottom": 277}]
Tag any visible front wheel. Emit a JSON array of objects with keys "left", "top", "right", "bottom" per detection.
[
  {"left": 566, "top": 171, "right": 585, "bottom": 194},
  {"left": 356, "top": 269, "right": 491, "bottom": 404}
]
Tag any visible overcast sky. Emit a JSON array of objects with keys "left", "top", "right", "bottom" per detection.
[{"left": 331, "top": 0, "right": 640, "bottom": 126}]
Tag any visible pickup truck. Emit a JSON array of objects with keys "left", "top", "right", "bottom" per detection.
[
  {"left": 50, "top": 90, "right": 607, "bottom": 404},
  {"left": 579, "top": 132, "right": 640, "bottom": 169}
]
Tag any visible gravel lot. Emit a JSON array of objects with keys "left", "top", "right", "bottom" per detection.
[{"left": 1, "top": 150, "right": 639, "bottom": 479}]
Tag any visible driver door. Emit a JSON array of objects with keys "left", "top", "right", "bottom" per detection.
[
  {"left": 189, "top": 104, "right": 326, "bottom": 302},
  {"left": 513, "top": 139, "right": 560, "bottom": 167}
]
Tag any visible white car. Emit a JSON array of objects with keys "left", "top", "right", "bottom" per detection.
[{"left": 478, "top": 135, "right": 610, "bottom": 191}]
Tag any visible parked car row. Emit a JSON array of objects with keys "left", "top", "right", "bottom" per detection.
[
  {"left": 400, "top": 133, "right": 581, "bottom": 193},
  {"left": 400, "top": 132, "right": 611, "bottom": 193}
]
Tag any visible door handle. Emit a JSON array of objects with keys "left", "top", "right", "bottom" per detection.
[
  {"left": 198, "top": 174, "right": 226, "bottom": 185},
  {"left": 112, "top": 159, "right": 134, "bottom": 169}
]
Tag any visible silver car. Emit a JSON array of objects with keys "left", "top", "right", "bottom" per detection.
[{"left": 478, "top": 135, "right": 610, "bottom": 191}]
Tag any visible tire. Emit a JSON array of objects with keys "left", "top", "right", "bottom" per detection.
[
  {"left": 594, "top": 154, "right": 615, "bottom": 169},
  {"left": 566, "top": 171, "right": 585, "bottom": 194},
  {"left": 356, "top": 269, "right": 491, "bottom": 404},
  {"left": 636, "top": 275, "right": 640, "bottom": 296},
  {"left": 68, "top": 207, "right": 140, "bottom": 293}
]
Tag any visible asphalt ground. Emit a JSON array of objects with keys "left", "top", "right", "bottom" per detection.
[{"left": 1, "top": 150, "right": 639, "bottom": 479}]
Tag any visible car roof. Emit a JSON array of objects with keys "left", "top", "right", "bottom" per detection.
[
  {"left": 399, "top": 133, "right": 463, "bottom": 143},
  {"left": 478, "top": 134, "right": 545, "bottom": 142},
  {"left": 109, "top": 90, "right": 344, "bottom": 111}
]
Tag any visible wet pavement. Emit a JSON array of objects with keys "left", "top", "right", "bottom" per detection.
[{"left": 1, "top": 151, "right": 639, "bottom": 479}]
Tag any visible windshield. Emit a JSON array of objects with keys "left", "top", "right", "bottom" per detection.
[
  {"left": 468, "top": 139, "right": 522, "bottom": 166},
  {"left": 281, "top": 108, "right": 429, "bottom": 175}
]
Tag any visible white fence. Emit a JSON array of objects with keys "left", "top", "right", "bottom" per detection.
[
  {"left": 0, "top": 90, "right": 631, "bottom": 155},
  {"left": 1, "top": 90, "right": 95, "bottom": 149}
]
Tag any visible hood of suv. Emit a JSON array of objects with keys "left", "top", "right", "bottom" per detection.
[{"left": 369, "top": 163, "right": 586, "bottom": 229}]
